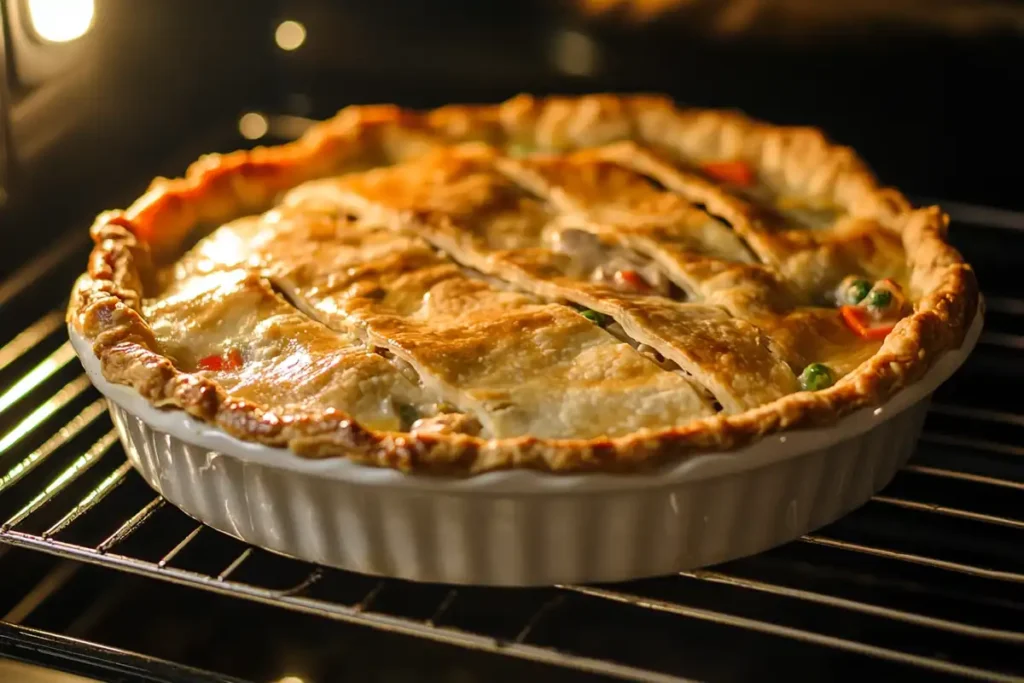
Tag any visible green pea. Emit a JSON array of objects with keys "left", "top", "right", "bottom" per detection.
[
  {"left": 397, "top": 404, "right": 420, "bottom": 430},
  {"left": 867, "top": 288, "right": 893, "bottom": 310},
  {"left": 799, "top": 363, "right": 835, "bottom": 391},
  {"left": 580, "top": 309, "right": 610, "bottom": 326},
  {"left": 842, "top": 279, "right": 872, "bottom": 305}
]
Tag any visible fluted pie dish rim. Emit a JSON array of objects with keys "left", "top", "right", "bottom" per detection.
[{"left": 66, "top": 93, "right": 980, "bottom": 474}]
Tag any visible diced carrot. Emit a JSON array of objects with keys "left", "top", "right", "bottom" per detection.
[
  {"left": 700, "top": 160, "right": 755, "bottom": 187},
  {"left": 614, "top": 269, "right": 652, "bottom": 292},
  {"left": 197, "top": 354, "right": 225, "bottom": 371},
  {"left": 199, "top": 349, "right": 244, "bottom": 372},
  {"left": 225, "top": 348, "right": 244, "bottom": 369},
  {"left": 840, "top": 306, "right": 895, "bottom": 340}
]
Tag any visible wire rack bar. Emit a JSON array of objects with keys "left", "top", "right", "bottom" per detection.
[
  {"left": 561, "top": 585, "right": 1023, "bottom": 682},
  {"left": 276, "top": 569, "right": 322, "bottom": 598},
  {"left": 18, "top": 499, "right": 1023, "bottom": 682},
  {"left": 800, "top": 535, "right": 1024, "bottom": 584},
  {"left": 0, "top": 311, "right": 64, "bottom": 373},
  {"left": 0, "top": 375, "right": 93, "bottom": 458},
  {"left": 0, "top": 621, "right": 250, "bottom": 683},
  {"left": 0, "top": 342, "right": 76, "bottom": 419},
  {"left": 354, "top": 581, "right": 386, "bottom": 613},
  {"left": 427, "top": 588, "right": 459, "bottom": 626},
  {"left": 0, "top": 529, "right": 691, "bottom": 683},
  {"left": 682, "top": 569, "right": 1024, "bottom": 643},
  {"left": 919, "top": 433, "right": 1024, "bottom": 458},
  {"left": 870, "top": 494, "right": 1024, "bottom": 531},
  {"left": 0, "top": 399, "right": 107, "bottom": 496},
  {"left": 929, "top": 403, "right": 1024, "bottom": 427},
  {"left": 2, "top": 431, "right": 118, "bottom": 531},
  {"left": 515, "top": 595, "right": 566, "bottom": 645},
  {"left": 42, "top": 460, "right": 133, "bottom": 538},
  {"left": 158, "top": 525, "right": 203, "bottom": 568},
  {"left": 217, "top": 548, "right": 253, "bottom": 582},
  {"left": 901, "top": 464, "right": 1024, "bottom": 491},
  {"left": 95, "top": 496, "right": 165, "bottom": 554}
]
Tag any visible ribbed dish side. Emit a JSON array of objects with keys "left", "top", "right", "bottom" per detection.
[{"left": 109, "top": 399, "right": 928, "bottom": 586}]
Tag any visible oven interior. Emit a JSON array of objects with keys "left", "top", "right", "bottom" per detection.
[{"left": 0, "top": 1, "right": 1022, "bottom": 681}]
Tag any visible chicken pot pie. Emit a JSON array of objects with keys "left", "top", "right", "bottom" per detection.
[{"left": 68, "top": 94, "right": 978, "bottom": 473}]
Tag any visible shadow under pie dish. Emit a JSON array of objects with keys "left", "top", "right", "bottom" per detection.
[{"left": 68, "top": 94, "right": 981, "bottom": 585}]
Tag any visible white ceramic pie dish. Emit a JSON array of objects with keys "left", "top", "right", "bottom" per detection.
[{"left": 69, "top": 305, "right": 981, "bottom": 586}]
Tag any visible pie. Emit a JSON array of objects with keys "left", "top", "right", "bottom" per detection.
[{"left": 68, "top": 94, "right": 978, "bottom": 473}]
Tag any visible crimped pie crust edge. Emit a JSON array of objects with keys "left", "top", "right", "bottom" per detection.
[{"left": 67, "top": 94, "right": 980, "bottom": 474}]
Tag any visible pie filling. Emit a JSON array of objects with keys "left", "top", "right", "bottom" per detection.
[
  {"left": 374, "top": 347, "right": 483, "bottom": 435},
  {"left": 549, "top": 227, "right": 684, "bottom": 299},
  {"left": 140, "top": 140, "right": 913, "bottom": 442}
]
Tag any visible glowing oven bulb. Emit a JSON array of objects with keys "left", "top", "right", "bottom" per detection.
[
  {"left": 26, "top": 0, "right": 95, "bottom": 43},
  {"left": 239, "top": 112, "right": 269, "bottom": 140},
  {"left": 275, "top": 20, "right": 306, "bottom": 51}
]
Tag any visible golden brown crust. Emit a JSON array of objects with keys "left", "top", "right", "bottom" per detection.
[{"left": 68, "top": 94, "right": 979, "bottom": 474}]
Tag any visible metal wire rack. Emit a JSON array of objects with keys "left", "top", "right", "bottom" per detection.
[{"left": 0, "top": 201, "right": 1022, "bottom": 682}]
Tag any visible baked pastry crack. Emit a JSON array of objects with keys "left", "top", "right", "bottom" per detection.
[{"left": 68, "top": 94, "right": 978, "bottom": 473}]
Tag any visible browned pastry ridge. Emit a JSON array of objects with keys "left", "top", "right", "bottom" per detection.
[{"left": 68, "top": 94, "right": 979, "bottom": 474}]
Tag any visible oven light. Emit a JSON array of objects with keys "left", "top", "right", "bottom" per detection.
[
  {"left": 25, "top": 0, "right": 95, "bottom": 43},
  {"left": 275, "top": 20, "right": 307, "bottom": 51},
  {"left": 239, "top": 112, "right": 269, "bottom": 140},
  {"left": 275, "top": 677, "right": 306, "bottom": 683}
]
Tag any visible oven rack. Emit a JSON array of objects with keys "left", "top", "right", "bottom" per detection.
[{"left": 0, "top": 204, "right": 1021, "bottom": 682}]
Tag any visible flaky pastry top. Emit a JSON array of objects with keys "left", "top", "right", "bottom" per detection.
[{"left": 68, "top": 94, "right": 978, "bottom": 473}]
